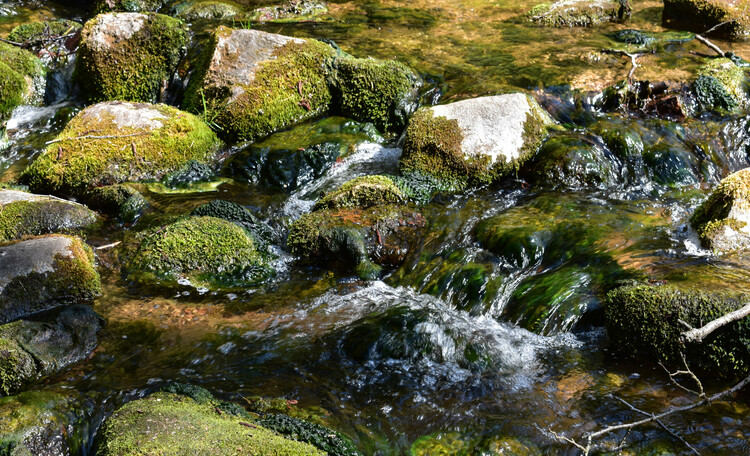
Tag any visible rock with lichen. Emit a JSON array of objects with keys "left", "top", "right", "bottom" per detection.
[
  {"left": 75, "top": 12, "right": 187, "bottom": 103},
  {"left": 20, "top": 101, "right": 221, "bottom": 198},
  {"left": 288, "top": 175, "right": 426, "bottom": 279},
  {"left": 399, "top": 94, "right": 555, "bottom": 189},
  {"left": 527, "top": 0, "right": 625, "bottom": 27},
  {"left": 662, "top": 0, "right": 750, "bottom": 41},
  {"left": 0, "top": 189, "right": 97, "bottom": 241},
  {"left": 127, "top": 216, "right": 273, "bottom": 289},
  {"left": 0, "top": 41, "right": 46, "bottom": 118},
  {"left": 0, "top": 306, "right": 103, "bottom": 396},
  {"left": 0, "top": 235, "right": 101, "bottom": 325},
  {"left": 691, "top": 167, "right": 750, "bottom": 252}
]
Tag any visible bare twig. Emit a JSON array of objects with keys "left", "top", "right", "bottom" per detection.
[
  {"left": 659, "top": 354, "right": 706, "bottom": 398},
  {"left": 95, "top": 241, "right": 121, "bottom": 250},
  {"left": 703, "top": 20, "right": 736, "bottom": 36},
  {"left": 0, "top": 37, "right": 24, "bottom": 47},
  {"left": 46, "top": 133, "right": 149, "bottom": 145},
  {"left": 681, "top": 302, "right": 750, "bottom": 343},
  {"left": 695, "top": 34, "right": 726, "bottom": 57},
  {"left": 601, "top": 49, "right": 641, "bottom": 83}
]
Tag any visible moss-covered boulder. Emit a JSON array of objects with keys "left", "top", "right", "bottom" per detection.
[
  {"left": 95, "top": 389, "right": 326, "bottom": 455},
  {"left": 313, "top": 175, "right": 408, "bottom": 211},
  {"left": 662, "top": 0, "right": 750, "bottom": 41},
  {"left": 0, "top": 189, "right": 97, "bottom": 242},
  {"left": 169, "top": 0, "right": 242, "bottom": 19},
  {"left": 399, "top": 94, "right": 555, "bottom": 189},
  {"left": 127, "top": 216, "right": 273, "bottom": 289},
  {"left": 605, "top": 282, "right": 750, "bottom": 377},
  {"left": 93, "top": 0, "right": 167, "bottom": 13},
  {"left": 249, "top": 0, "right": 328, "bottom": 22},
  {"left": 191, "top": 200, "right": 276, "bottom": 249},
  {"left": 184, "top": 27, "right": 337, "bottom": 142},
  {"left": 0, "top": 42, "right": 45, "bottom": 118},
  {"left": 527, "top": 0, "right": 625, "bottom": 27},
  {"left": 328, "top": 57, "right": 420, "bottom": 132},
  {"left": 0, "top": 235, "right": 100, "bottom": 325},
  {"left": 7, "top": 20, "right": 81, "bottom": 76},
  {"left": 21, "top": 101, "right": 221, "bottom": 197},
  {"left": 0, "top": 389, "right": 95, "bottom": 455},
  {"left": 0, "top": 306, "right": 103, "bottom": 396},
  {"left": 76, "top": 12, "right": 187, "bottom": 103},
  {"left": 692, "top": 58, "right": 748, "bottom": 112},
  {"left": 690, "top": 167, "right": 750, "bottom": 252},
  {"left": 85, "top": 184, "right": 148, "bottom": 223}
]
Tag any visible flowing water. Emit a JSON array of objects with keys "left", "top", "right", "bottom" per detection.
[{"left": 3, "top": 0, "right": 750, "bottom": 454}]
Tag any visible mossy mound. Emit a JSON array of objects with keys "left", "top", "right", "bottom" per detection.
[
  {"left": 527, "top": 0, "right": 624, "bottom": 27},
  {"left": 76, "top": 12, "right": 187, "bottom": 103},
  {"left": 191, "top": 200, "right": 276, "bottom": 249},
  {"left": 95, "top": 390, "right": 325, "bottom": 455},
  {"left": 169, "top": 0, "right": 242, "bottom": 19},
  {"left": 85, "top": 184, "right": 148, "bottom": 223},
  {"left": 93, "top": 0, "right": 167, "bottom": 13},
  {"left": 662, "top": 0, "right": 750, "bottom": 41},
  {"left": 0, "top": 189, "right": 97, "bottom": 242},
  {"left": 0, "top": 306, "right": 103, "bottom": 396},
  {"left": 21, "top": 101, "right": 221, "bottom": 197},
  {"left": 0, "top": 42, "right": 45, "bottom": 118},
  {"left": 0, "top": 389, "right": 94, "bottom": 455},
  {"left": 313, "top": 175, "right": 408, "bottom": 211},
  {"left": 692, "top": 58, "right": 747, "bottom": 112},
  {"left": 0, "top": 235, "right": 101, "bottom": 325},
  {"left": 690, "top": 167, "right": 750, "bottom": 251},
  {"left": 127, "top": 216, "right": 273, "bottom": 289},
  {"left": 329, "top": 57, "right": 420, "bottom": 132},
  {"left": 605, "top": 282, "right": 750, "bottom": 377},
  {"left": 7, "top": 19, "right": 81, "bottom": 44},
  {"left": 400, "top": 94, "right": 554, "bottom": 189},
  {"left": 249, "top": 0, "right": 328, "bottom": 22},
  {"left": 288, "top": 204, "right": 426, "bottom": 279}
]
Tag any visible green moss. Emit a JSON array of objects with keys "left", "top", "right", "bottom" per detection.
[
  {"left": 85, "top": 185, "right": 147, "bottom": 222},
  {"left": 0, "top": 199, "right": 97, "bottom": 242},
  {"left": 693, "top": 58, "right": 747, "bottom": 111},
  {"left": 75, "top": 13, "right": 187, "bottom": 103},
  {"left": 20, "top": 102, "right": 221, "bottom": 197},
  {"left": 258, "top": 414, "right": 362, "bottom": 456},
  {"left": 0, "top": 61, "right": 31, "bottom": 119},
  {"left": 604, "top": 282, "right": 750, "bottom": 377},
  {"left": 690, "top": 168, "right": 750, "bottom": 248},
  {"left": 93, "top": 0, "right": 167, "bottom": 13},
  {"left": 8, "top": 20, "right": 81, "bottom": 44},
  {"left": 527, "top": 0, "right": 621, "bottom": 27},
  {"left": 0, "top": 333, "right": 36, "bottom": 396},
  {"left": 190, "top": 200, "right": 274, "bottom": 249},
  {"left": 128, "top": 216, "right": 272, "bottom": 288},
  {"left": 170, "top": 1, "right": 241, "bottom": 20},
  {"left": 96, "top": 391, "right": 325, "bottom": 456},
  {"left": 330, "top": 57, "right": 419, "bottom": 132},
  {"left": 0, "top": 42, "right": 45, "bottom": 117},
  {"left": 249, "top": 0, "right": 327, "bottom": 22},
  {"left": 313, "top": 175, "right": 407, "bottom": 211}
]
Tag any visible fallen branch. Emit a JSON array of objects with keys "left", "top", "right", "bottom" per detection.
[
  {"left": 680, "top": 302, "right": 750, "bottom": 343},
  {"left": 695, "top": 34, "right": 726, "bottom": 57},
  {"left": 601, "top": 49, "right": 640, "bottom": 83},
  {"left": 95, "top": 241, "right": 121, "bottom": 250},
  {"left": 46, "top": 132, "right": 149, "bottom": 145}
]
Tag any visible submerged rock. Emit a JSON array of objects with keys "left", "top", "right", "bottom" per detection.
[
  {"left": 0, "top": 389, "right": 95, "bottom": 455},
  {"left": 249, "top": 0, "right": 328, "bottom": 22},
  {"left": 0, "top": 189, "right": 97, "bottom": 241},
  {"left": 21, "top": 101, "right": 221, "bottom": 197},
  {"left": 95, "top": 387, "right": 327, "bottom": 455},
  {"left": 0, "top": 306, "right": 103, "bottom": 396},
  {"left": 76, "top": 12, "right": 187, "bottom": 103},
  {"left": 0, "top": 42, "right": 46, "bottom": 118},
  {"left": 127, "top": 216, "right": 273, "bottom": 289},
  {"left": 169, "top": 0, "right": 242, "bottom": 20},
  {"left": 191, "top": 199, "right": 276, "bottom": 249},
  {"left": 527, "top": 0, "right": 625, "bottom": 27},
  {"left": 399, "top": 94, "right": 555, "bottom": 189},
  {"left": 85, "top": 184, "right": 148, "bottom": 223},
  {"left": 605, "top": 282, "right": 750, "bottom": 377},
  {"left": 691, "top": 167, "right": 750, "bottom": 252},
  {"left": 662, "top": 0, "right": 750, "bottom": 41}
]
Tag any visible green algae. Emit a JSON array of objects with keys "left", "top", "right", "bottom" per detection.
[
  {"left": 693, "top": 58, "right": 747, "bottom": 111},
  {"left": 76, "top": 12, "right": 187, "bottom": 103}
]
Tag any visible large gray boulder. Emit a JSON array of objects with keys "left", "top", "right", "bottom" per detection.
[
  {"left": 0, "top": 189, "right": 97, "bottom": 242},
  {"left": 399, "top": 94, "right": 555, "bottom": 189},
  {"left": 0, "top": 235, "right": 101, "bottom": 324}
]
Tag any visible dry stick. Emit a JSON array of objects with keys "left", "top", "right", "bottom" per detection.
[
  {"left": 695, "top": 34, "right": 727, "bottom": 57},
  {"left": 46, "top": 132, "right": 149, "bottom": 145},
  {"left": 95, "top": 241, "right": 121, "bottom": 250},
  {"left": 680, "top": 302, "right": 750, "bottom": 343},
  {"left": 548, "top": 373, "right": 750, "bottom": 455},
  {"left": 601, "top": 49, "right": 640, "bottom": 83}
]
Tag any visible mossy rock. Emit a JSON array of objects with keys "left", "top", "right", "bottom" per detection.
[
  {"left": 7, "top": 20, "right": 81, "bottom": 44},
  {"left": 127, "top": 216, "right": 273, "bottom": 289},
  {"left": 288, "top": 205, "right": 426, "bottom": 279},
  {"left": 169, "top": 0, "right": 242, "bottom": 19},
  {"left": 20, "top": 101, "right": 221, "bottom": 197},
  {"left": 85, "top": 184, "right": 148, "bottom": 223},
  {"left": 0, "top": 189, "right": 97, "bottom": 242},
  {"left": 605, "top": 282, "right": 750, "bottom": 377},
  {"left": 399, "top": 94, "right": 555, "bottom": 189},
  {"left": 527, "top": 0, "right": 624, "bottom": 27},
  {"left": 0, "top": 235, "right": 101, "bottom": 325},
  {"left": 313, "top": 175, "right": 408, "bottom": 211},
  {"left": 75, "top": 12, "right": 187, "bottom": 103},
  {"left": 329, "top": 57, "right": 420, "bottom": 132},
  {"left": 0, "top": 389, "right": 94, "bottom": 455},
  {"left": 690, "top": 167, "right": 750, "bottom": 252},
  {"left": 0, "top": 306, "right": 103, "bottom": 396},
  {"left": 692, "top": 58, "right": 747, "bottom": 112},
  {"left": 258, "top": 414, "right": 362, "bottom": 456},
  {"left": 191, "top": 200, "right": 276, "bottom": 249},
  {"left": 95, "top": 390, "right": 325, "bottom": 455},
  {"left": 662, "top": 0, "right": 750, "bottom": 41},
  {"left": 93, "top": 0, "right": 167, "bottom": 13},
  {"left": 184, "top": 27, "right": 337, "bottom": 142},
  {"left": 0, "top": 42, "right": 45, "bottom": 118},
  {"left": 249, "top": 0, "right": 328, "bottom": 22}
]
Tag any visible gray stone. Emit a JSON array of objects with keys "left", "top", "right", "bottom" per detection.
[{"left": 0, "top": 189, "right": 97, "bottom": 241}]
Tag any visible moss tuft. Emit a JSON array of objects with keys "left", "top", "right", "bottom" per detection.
[
  {"left": 0, "top": 332, "right": 36, "bottom": 396},
  {"left": 605, "top": 282, "right": 750, "bottom": 377},
  {"left": 76, "top": 13, "right": 187, "bottom": 103}
]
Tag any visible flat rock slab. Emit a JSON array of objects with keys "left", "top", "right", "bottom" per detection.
[
  {"left": 0, "top": 189, "right": 97, "bottom": 241},
  {"left": 0, "top": 235, "right": 101, "bottom": 324}
]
